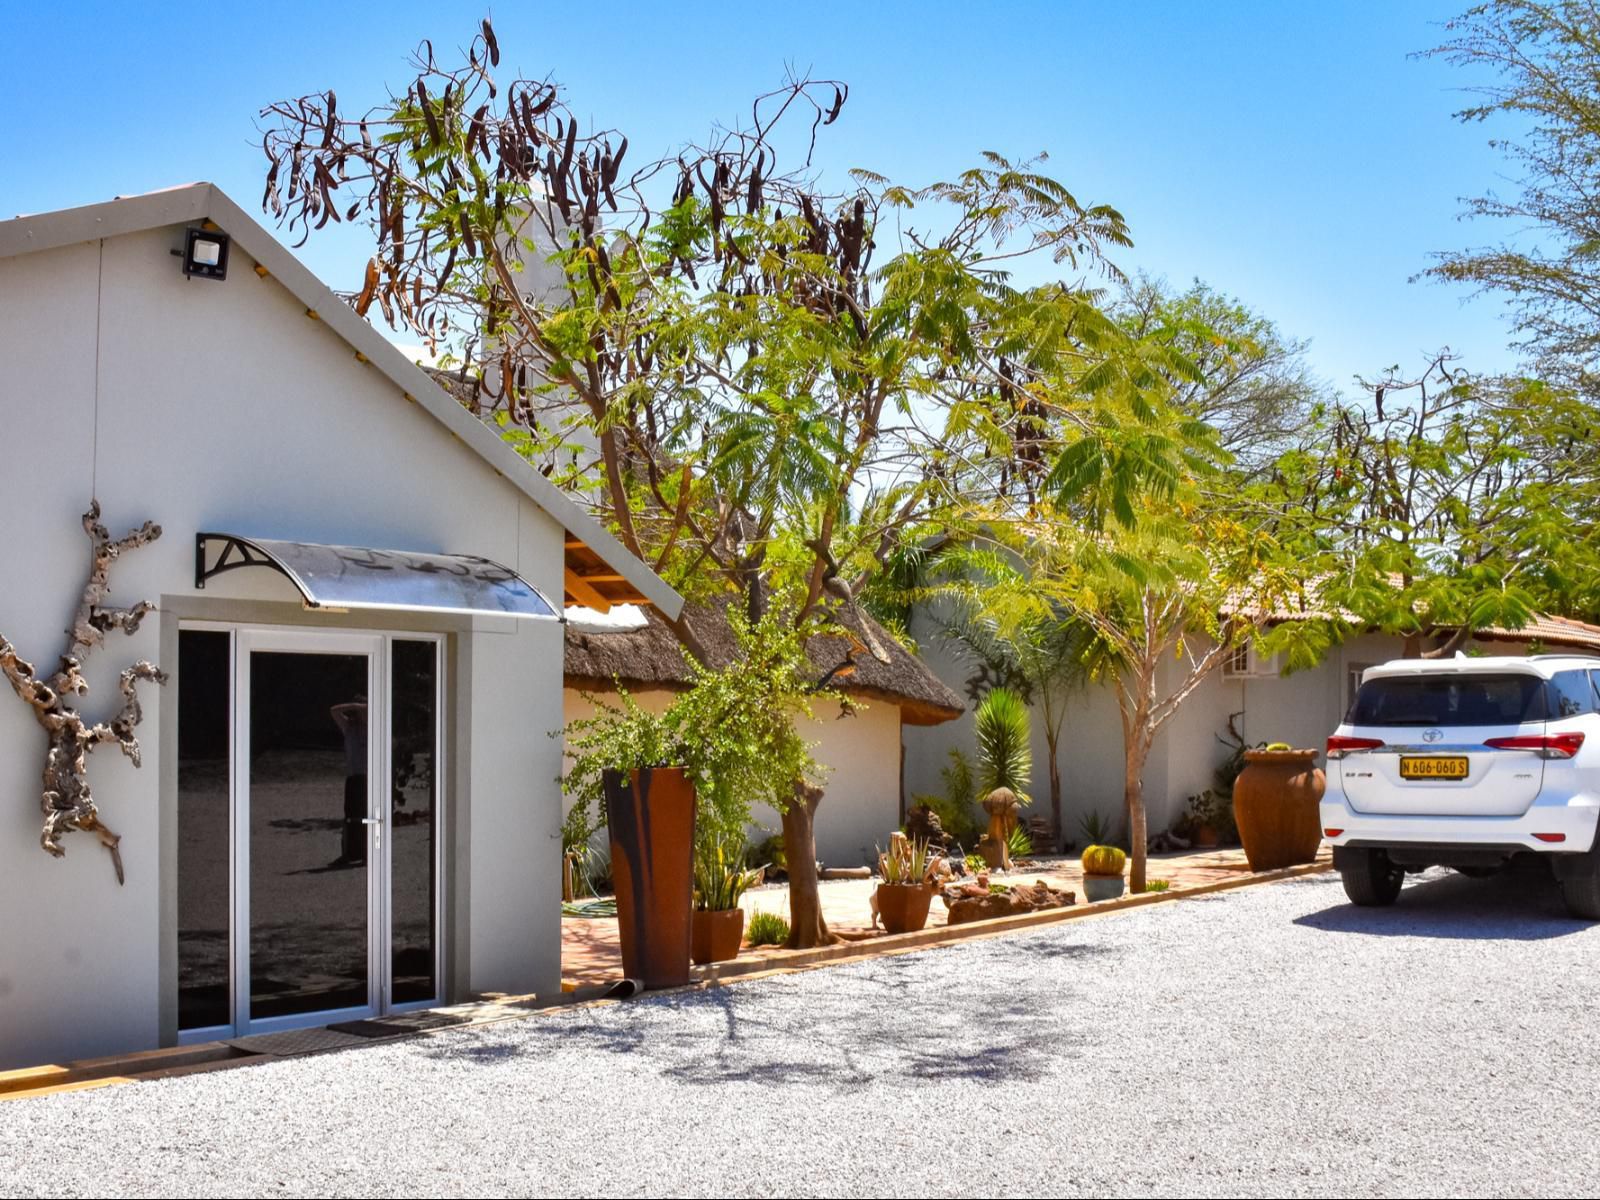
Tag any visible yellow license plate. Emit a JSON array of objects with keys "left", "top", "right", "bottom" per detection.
[{"left": 1399, "top": 756, "right": 1469, "bottom": 780}]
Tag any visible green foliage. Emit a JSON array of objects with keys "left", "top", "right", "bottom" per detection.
[
  {"left": 964, "top": 852, "right": 988, "bottom": 873},
  {"left": 1078, "top": 808, "right": 1117, "bottom": 848},
  {"left": 1145, "top": 878, "right": 1171, "bottom": 893},
  {"left": 693, "top": 831, "right": 764, "bottom": 912},
  {"left": 1427, "top": 2, "right": 1600, "bottom": 393},
  {"left": 878, "top": 834, "right": 934, "bottom": 885},
  {"left": 746, "top": 911, "right": 790, "bottom": 946},
  {"left": 752, "top": 832, "right": 787, "bottom": 874},
  {"left": 910, "top": 748, "right": 983, "bottom": 846},
  {"left": 562, "top": 608, "right": 833, "bottom": 842},
  {"left": 1007, "top": 823, "right": 1034, "bottom": 860},
  {"left": 975, "top": 686, "right": 1032, "bottom": 801},
  {"left": 1082, "top": 844, "right": 1127, "bottom": 876}
]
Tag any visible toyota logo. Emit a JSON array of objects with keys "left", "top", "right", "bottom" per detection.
[{"left": 1422, "top": 728, "right": 1445, "bottom": 743}]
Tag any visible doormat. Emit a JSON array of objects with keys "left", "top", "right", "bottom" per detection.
[
  {"left": 326, "top": 1012, "right": 473, "bottom": 1039},
  {"left": 225, "top": 1028, "right": 370, "bottom": 1057}
]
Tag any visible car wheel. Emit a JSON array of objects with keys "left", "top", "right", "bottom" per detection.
[
  {"left": 1561, "top": 867, "right": 1600, "bottom": 921},
  {"left": 1341, "top": 849, "right": 1404, "bottom": 907}
]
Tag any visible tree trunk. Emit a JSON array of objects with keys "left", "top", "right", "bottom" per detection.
[
  {"left": 1046, "top": 732, "right": 1063, "bottom": 852},
  {"left": 782, "top": 781, "right": 840, "bottom": 949},
  {"left": 1123, "top": 735, "right": 1151, "bottom": 893}
]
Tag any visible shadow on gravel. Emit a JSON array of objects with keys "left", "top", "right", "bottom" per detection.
[
  {"left": 1293, "top": 867, "right": 1591, "bottom": 941},
  {"left": 420, "top": 938, "right": 1106, "bottom": 1091}
]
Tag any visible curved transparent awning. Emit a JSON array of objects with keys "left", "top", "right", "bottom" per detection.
[{"left": 195, "top": 533, "right": 560, "bottom": 621}]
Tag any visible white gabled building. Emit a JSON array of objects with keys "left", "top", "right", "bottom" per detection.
[{"left": 0, "top": 185, "right": 680, "bottom": 1070}]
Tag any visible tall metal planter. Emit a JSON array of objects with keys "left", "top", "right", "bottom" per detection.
[{"left": 603, "top": 766, "right": 697, "bottom": 989}]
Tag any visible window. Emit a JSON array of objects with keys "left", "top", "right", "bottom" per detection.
[
  {"left": 177, "top": 629, "right": 232, "bottom": 1031},
  {"left": 1549, "top": 670, "right": 1598, "bottom": 718},
  {"left": 1347, "top": 673, "right": 1549, "bottom": 727}
]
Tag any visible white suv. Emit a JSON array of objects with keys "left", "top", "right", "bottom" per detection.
[{"left": 1322, "top": 655, "right": 1600, "bottom": 919}]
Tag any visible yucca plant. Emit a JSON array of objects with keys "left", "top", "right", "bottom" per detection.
[
  {"left": 1007, "top": 823, "right": 1034, "bottom": 860},
  {"left": 692, "top": 832, "right": 764, "bottom": 912},
  {"left": 975, "top": 686, "right": 1032, "bottom": 803}
]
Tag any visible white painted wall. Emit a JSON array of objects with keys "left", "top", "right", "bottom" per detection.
[
  {"left": 562, "top": 688, "right": 902, "bottom": 868},
  {"left": 0, "top": 224, "right": 567, "bottom": 1067}
]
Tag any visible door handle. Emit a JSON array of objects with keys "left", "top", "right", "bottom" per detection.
[{"left": 361, "top": 817, "right": 382, "bottom": 825}]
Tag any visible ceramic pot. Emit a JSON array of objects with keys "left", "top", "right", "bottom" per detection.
[
  {"left": 1082, "top": 873, "right": 1126, "bottom": 903},
  {"left": 875, "top": 882, "right": 935, "bottom": 934},
  {"left": 604, "top": 766, "right": 696, "bottom": 988},
  {"left": 1232, "top": 749, "right": 1325, "bottom": 871},
  {"left": 690, "top": 907, "right": 746, "bottom": 965}
]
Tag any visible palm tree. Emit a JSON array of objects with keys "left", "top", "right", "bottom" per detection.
[{"left": 931, "top": 548, "right": 1094, "bottom": 848}]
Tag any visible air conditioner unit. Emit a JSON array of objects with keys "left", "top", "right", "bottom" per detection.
[{"left": 1222, "top": 644, "right": 1280, "bottom": 679}]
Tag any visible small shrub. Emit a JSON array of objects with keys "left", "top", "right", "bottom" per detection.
[
  {"left": 1007, "top": 823, "right": 1033, "bottom": 860},
  {"left": 1145, "top": 878, "right": 1171, "bottom": 892},
  {"left": 964, "top": 852, "right": 987, "bottom": 874},
  {"left": 746, "top": 911, "right": 789, "bottom": 946},
  {"left": 1081, "top": 844, "right": 1127, "bottom": 876}
]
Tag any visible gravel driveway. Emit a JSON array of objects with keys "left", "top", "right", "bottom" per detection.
[{"left": 4, "top": 868, "right": 1598, "bottom": 1198}]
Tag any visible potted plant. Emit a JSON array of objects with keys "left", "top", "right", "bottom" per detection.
[
  {"left": 874, "top": 833, "right": 936, "bottom": 934},
  {"left": 1080, "top": 844, "right": 1127, "bottom": 902},
  {"left": 692, "top": 832, "right": 763, "bottom": 965},
  {"left": 1232, "top": 741, "right": 1325, "bottom": 871}
]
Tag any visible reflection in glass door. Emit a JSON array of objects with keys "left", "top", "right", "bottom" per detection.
[
  {"left": 176, "top": 627, "right": 443, "bottom": 1041},
  {"left": 245, "top": 643, "right": 376, "bottom": 1025}
]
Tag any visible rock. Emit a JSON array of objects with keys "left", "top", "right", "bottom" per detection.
[
  {"left": 945, "top": 879, "right": 1075, "bottom": 925},
  {"left": 819, "top": 865, "right": 871, "bottom": 880}
]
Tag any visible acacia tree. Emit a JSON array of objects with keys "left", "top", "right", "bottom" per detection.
[
  {"left": 258, "top": 19, "right": 1202, "bottom": 945},
  {"left": 1272, "top": 352, "right": 1600, "bottom": 651},
  {"left": 1428, "top": 0, "right": 1600, "bottom": 395},
  {"left": 1024, "top": 498, "right": 1321, "bottom": 892}
]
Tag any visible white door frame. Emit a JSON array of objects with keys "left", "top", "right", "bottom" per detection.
[{"left": 176, "top": 622, "right": 446, "bottom": 1043}]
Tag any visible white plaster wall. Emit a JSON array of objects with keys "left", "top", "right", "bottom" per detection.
[
  {"left": 561, "top": 688, "right": 901, "bottom": 869},
  {"left": 0, "top": 226, "right": 565, "bottom": 1067}
]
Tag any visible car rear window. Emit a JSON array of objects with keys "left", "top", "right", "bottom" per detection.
[{"left": 1347, "top": 673, "right": 1550, "bottom": 727}]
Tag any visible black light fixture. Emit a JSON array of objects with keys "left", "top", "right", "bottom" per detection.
[{"left": 179, "top": 227, "right": 229, "bottom": 280}]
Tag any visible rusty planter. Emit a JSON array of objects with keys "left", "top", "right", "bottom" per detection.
[
  {"left": 1232, "top": 749, "right": 1325, "bottom": 871},
  {"left": 690, "top": 907, "right": 746, "bottom": 965},
  {"left": 875, "top": 882, "right": 935, "bottom": 934},
  {"left": 603, "top": 766, "right": 696, "bottom": 988}
]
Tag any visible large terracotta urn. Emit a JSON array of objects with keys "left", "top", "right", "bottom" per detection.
[
  {"left": 1232, "top": 749, "right": 1325, "bottom": 871},
  {"left": 603, "top": 766, "right": 696, "bottom": 988}
]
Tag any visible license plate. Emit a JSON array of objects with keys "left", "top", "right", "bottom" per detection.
[{"left": 1399, "top": 755, "right": 1469, "bottom": 780}]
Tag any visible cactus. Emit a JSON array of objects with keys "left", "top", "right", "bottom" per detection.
[
  {"left": 1264, "top": 741, "right": 1292, "bottom": 752},
  {"left": 1081, "top": 844, "right": 1127, "bottom": 876}
]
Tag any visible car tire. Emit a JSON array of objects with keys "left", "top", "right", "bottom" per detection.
[
  {"left": 1561, "top": 868, "right": 1600, "bottom": 921},
  {"left": 1341, "top": 849, "right": 1404, "bottom": 907}
]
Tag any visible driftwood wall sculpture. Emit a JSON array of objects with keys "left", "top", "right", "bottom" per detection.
[{"left": 0, "top": 503, "right": 165, "bottom": 884}]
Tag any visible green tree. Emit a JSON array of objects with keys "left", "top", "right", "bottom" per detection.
[
  {"left": 929, "top": 549, "right": 1093, "bottom": 846},
  {"left": 1428, "top": 1, "right": 1600, "bottom": 394},
  {"left": 1280, "top": 353, "right": 1600, "bottom": 651},
  {"left": 257, "top": 19, "right": 1212, "bottom": 944}
]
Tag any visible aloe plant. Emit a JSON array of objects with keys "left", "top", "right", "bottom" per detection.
[
  {"left": 692, "top": 832, "right": 764, "bottom": 912},
  {"left": 878, "top": 834, "right": 934, "bottom": 886}
]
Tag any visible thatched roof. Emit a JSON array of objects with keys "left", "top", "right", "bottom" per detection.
[{"left": 564, "top": 598, "right": 965, "bottom": 726}]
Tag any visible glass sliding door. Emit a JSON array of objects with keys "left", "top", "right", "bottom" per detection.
[
  {"left": 176, "top": 626, "right": 444, "bottom": 1039},
  {"left": 388, "top": 639, "right": 439, "bottom": 1007},
  {"left": 176, "top": 629, "right": 233, "bottom": 1033},
  {"left": 241, "top": 636, "right": 379, "bottom": 1028}
]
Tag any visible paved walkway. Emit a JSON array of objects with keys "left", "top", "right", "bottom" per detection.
[{"left": 563, "top": 845, "right": 1327, "bottom": 984}]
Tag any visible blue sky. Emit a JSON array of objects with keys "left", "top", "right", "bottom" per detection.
[{"left": 5, "top": 1, "right": 1524, "bottom": 392}]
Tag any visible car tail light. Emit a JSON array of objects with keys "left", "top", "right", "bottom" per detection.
[
  {"left": 1533, "top": 832, "right": 1567, "bottom": 843},
  {"left": 1327, "top": 735, "right": 1384, "bottom": 758},
  {"left": 1324, "top": 828, "right": 1344, "bottom": 838},
  {"left": 1484, "top": 733, "right": 1586, "bottom": 759}
]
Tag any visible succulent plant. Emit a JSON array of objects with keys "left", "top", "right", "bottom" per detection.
[{"left": 1081, "top": 844, "right": 1127, "bottom": 876}]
